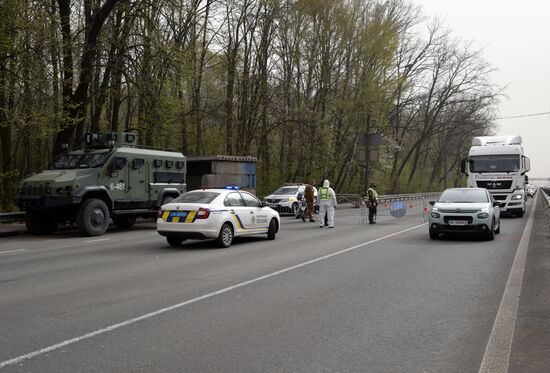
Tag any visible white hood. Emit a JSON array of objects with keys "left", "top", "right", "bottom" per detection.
[{"left": 323, "top": 180, "right": 330, "bottom": 187}]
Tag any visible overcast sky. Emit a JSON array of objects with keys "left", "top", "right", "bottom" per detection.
[{"left": 412, "top": 0, "right": 550, "bottom": 179}]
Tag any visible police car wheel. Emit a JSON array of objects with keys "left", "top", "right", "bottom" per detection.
[
  {"left": 166, "top": 236, "right": 184, "bottom": 247},
  {"left": 216, "top": 223, "right": 233, "bottom": 248},
  {"left": 267, "top": 219, "right": 277, "bottom": 240},
  {"left": 77, "top": 198, "right": 110, "bottom": 236}
]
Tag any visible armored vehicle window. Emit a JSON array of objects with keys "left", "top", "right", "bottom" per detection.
[
  {"left": 240, "top": 192, "right": 261, "bottom": 207},
  {"left": 224, "top": 192, "right": 245, "bottom": 207},
  {"left": 132, "top": 158, "right": 145, "bottom": 169},
  {"left": 176, "top": 161, "right": 185, "bottom": 169},
  {"left": 154, "top": 172, "right": 185, "bottom": 183},
  {"left": 78, "top": 151, "right": 112, "bottom": 168},
  {"left": 51, "top": 150, "right": 111, "bottom": 169},
  {"left": 52, "top": 153, "right": 82, "bottom": 169},
  {"left": 173, "top": 191, "right": 219, "bottom": 204},
  {"left": 166, "top": 160, "right": 174, "bottom": 168},
  {"left": 153, "top": 159, "right": 162, "bottom": 168}
]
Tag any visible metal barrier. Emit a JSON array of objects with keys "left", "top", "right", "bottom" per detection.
[
  {"left": 337, "top": 194, "right": 363, "bottom": 208},
  {"left": 542, "top": 188, "right": 550, "bottom": 239},
  {"left": 0, "top": 211, "right": 26, "bottom": 223},
  {"left": 360, "top": 192, "right": 440, "bottom": 224}
]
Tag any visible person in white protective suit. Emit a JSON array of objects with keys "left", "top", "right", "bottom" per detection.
[{"left": 318, "top": 179, "right": 337, "bottom": 228}]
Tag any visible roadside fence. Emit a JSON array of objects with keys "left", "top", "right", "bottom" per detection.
[{"left": 359, "top": 192, "right": 440, "bottom": 224}]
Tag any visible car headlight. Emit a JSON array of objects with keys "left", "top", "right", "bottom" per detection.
[
  {"left": 431, "top": 212, "right": 440, "bottom": 218},
  {"left": 477, "top": 213, "right": 489, "bottom": 219},
  {"left": 512, "top": 194, "right": 523, "bottom": 200},
  {"left": 280, "top": 197, "right": 289, "bottom": 202}
]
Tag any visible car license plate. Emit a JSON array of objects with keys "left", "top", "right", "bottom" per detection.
[
  {"left": 167, "top": 211, "right": 188, "bottom": 220},
  {"left": 448, "top": 220, "right": 468, "bottom": 226}
]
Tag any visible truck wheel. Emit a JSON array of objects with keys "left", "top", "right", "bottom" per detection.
[
  {"left": 216, "top": 223, "right": 233, "bottom": 248},
  {"left": 25, "top": 212, "right": 57, "bottom": 235},
  {"left": 77, "top": 198, "right": 110, "bottom": 236},
  {"left": 112, "top": 215, "right": 137, "bottom": 229},
  {"left": 267, "top": 218, "right": 277, "bottom": 240}
]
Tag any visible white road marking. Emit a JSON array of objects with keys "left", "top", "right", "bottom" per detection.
[
  {"left": 0, "top": 249, "right": 26, "bottom": 255},
  {"left": 0, "top": 222, "right": 426, "bottom": 369},
  {"left": 479, "top": 195, "right": 537, "bottom": 373},
  {"left": 83, "top": 238, "right": 110, "bottom": 243}
]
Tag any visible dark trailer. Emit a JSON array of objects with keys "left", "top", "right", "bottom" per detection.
[{"left": 186, "top": 155, "right": 257, "bottom": 194}]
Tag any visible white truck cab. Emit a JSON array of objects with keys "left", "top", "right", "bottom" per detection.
[{"left": 461, "top": 135, "right": 530, "bottom": 217}]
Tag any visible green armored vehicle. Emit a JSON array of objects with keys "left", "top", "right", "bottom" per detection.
[{"left": 17, "top": 132, "right": 186, "bottom": 236}]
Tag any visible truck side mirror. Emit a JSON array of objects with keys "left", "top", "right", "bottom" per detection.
[
  {"left": 460, "top": 158, "right": 467, "bottom": 174},
  {"left": 522, "top": 156, "right": 530, "bottom": 173}
]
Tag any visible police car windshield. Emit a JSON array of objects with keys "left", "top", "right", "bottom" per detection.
[
  {"left": 173, "top": 191, "right": 220, "bottom": 204},
  {"left": 51, "top": 150, "right": 112, "bottom": 169},
  {"left": 273, "top": 187, "right": 299, "bottom": 195},
  {"left": 438, "top": 190, "right": 489, "bottom": 203}
]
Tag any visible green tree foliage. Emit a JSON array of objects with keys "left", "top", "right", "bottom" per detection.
[{"left": 0, "top": 0, "right": 499, "bottom": 211}]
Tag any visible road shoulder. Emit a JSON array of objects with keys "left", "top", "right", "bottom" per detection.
[{"left": 509, "top": 196, "right": 550, "bottom": 372}]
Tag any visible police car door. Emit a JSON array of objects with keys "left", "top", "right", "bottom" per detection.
[
  {"left": 225, "top": 192, "right": 253, "bottom": 233},
  {"left": 240, "top": 191, "right": 267, "bottom": 229}
]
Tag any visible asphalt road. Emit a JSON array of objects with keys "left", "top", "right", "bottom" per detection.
[{"left": 0, "top": 200, "right": 536, "bottom": 372}]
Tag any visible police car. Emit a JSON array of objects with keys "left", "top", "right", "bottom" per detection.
[{"left": 157, "top": 188, "right": 280, "bottom": 248}]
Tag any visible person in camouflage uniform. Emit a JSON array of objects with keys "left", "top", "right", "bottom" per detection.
[{"left": 303, "top": 179, "right": 317, "bottom": 222}]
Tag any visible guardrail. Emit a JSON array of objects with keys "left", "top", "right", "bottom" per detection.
[
  {"left": 360, "top": 192, "right": 441, "bottom": 224},
  {"left": 0, "top": 211, "right": 26, "bottom": 223},
  {"left": 541, "top": 188, "right": 550, "bottom": 239}
]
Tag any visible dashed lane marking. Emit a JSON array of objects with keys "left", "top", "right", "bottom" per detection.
[
  {"left": 0, "top": 249, "right": 26, "bottom": 255},
  {"left": 83, "top": 238, "right": 110, "bottom": 243}
]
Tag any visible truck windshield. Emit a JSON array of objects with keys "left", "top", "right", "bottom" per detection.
[
  {"left": 51, "top": 150, "right": 112, "bottom": 169},
  {"left": 469, "top": 155, "right": 520, "bottom": 173}
]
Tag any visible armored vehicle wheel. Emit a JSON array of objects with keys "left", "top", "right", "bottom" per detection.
[
  {"left": 161, "top": 196, "right": 175, "bottom": 206},
  {"left": 112, "top": 215, "right": 137, "bottom": 229},
  {"left": 216, "top": 223, "right": 233, "bottom": 248},
  {"left": 77, "top": 198, "right": 110, "bottom": 236},
  {"left": 25, "top": 212, "right": 57, "bottom": 235}
]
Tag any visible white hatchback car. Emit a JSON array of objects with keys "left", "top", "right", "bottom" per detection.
[{"left": 157, "top": 188, "right": 280, "bottom": 248}]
